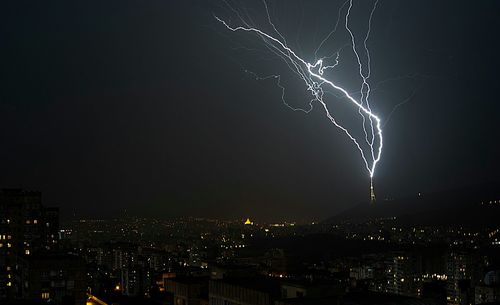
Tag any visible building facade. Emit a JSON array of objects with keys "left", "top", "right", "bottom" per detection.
[{"left": 0, "top": 189, "right": 59, "bottom": 301}]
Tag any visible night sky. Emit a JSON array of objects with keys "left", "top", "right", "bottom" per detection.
[{"left": 1, "top": 0, "right": 499, "bottom": 220}]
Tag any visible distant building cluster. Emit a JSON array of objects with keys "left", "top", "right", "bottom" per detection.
[{"left": 1, "top": 189, "right": 500, "bottom": 305}]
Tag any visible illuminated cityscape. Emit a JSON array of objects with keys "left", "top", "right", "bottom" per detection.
[
  {"left": 1, "top": 186, "right": 500, "bottom": 304},
  {"left": 1, "top": 0, "right": 499, "bottom": 305}
]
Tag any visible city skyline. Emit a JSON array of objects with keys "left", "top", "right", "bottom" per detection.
[
  {"left": 2, "top": 1, "right": 500, "bottom": 304},
  {"left": 2, "top": 187, "right": 500, "bottom": 304}
]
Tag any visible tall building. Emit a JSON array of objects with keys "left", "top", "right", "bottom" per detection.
[
  {"left": 0, "top": 189, "right": 59, "bottom": 301},
  {"left": 384, "top": 252, "right": 422, "bottom": 297},
  {"left": 370, "top": 180, "right": 376, "bottom": 204},
  {"left": 445, "top": 251, "right": 482, "bottom": 305}
]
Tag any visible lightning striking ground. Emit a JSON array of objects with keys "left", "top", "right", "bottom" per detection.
[{"left": 216, "top": 0, "right": 383, "bottom": 201}]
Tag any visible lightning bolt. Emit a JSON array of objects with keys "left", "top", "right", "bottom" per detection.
[{"left": 215, "top": 0, "right": 383, "bottom": 192}]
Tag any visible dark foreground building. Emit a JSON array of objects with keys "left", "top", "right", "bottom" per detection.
[
  {"left": 28, "top": 254, "right": 87, "bottom": 304},
  {"left": 0, "top": 189, "right": 82, "bottom": 304}
]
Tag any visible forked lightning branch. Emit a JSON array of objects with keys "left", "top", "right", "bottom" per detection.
[{"left": 216, "top": 0, "right": 382, "bottom": 202}]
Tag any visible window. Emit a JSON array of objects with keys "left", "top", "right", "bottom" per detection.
[{"left": 41, "top": 292, "right": 50, "bottom": 299}]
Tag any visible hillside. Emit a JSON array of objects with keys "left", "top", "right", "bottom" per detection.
[{"left": 326, "top": 182, "right": 500, "bottom": 227}]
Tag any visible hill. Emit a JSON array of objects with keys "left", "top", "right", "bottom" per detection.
[{"left": 325, "top": 182, "right": 500, "bottom": 227}]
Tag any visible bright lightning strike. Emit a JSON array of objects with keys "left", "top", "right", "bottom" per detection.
[{"left": 216, "top": 0, "right": 383, "bottom": 196}]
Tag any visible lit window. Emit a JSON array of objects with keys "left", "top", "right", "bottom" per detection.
[
  {"left": 25, "top": 249, "right": 30, "bottom": 255},
  {"left": 33, "top": 219, "right": 38, "bottom": 224},
  {"left": 0, "top": 243, "right": 3, "bottom": 248},
  {"left": 26, "top": 220, "right": 30, "bottom": 224},
  {"left": 7, "top": 243, "right": 11, "bottom": 248},
  {"left": 6, "top": 282, "right": 11, "bottom": 287},
  {"left": 41, "top": 292, "right": 50, "bottom": 299}
]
